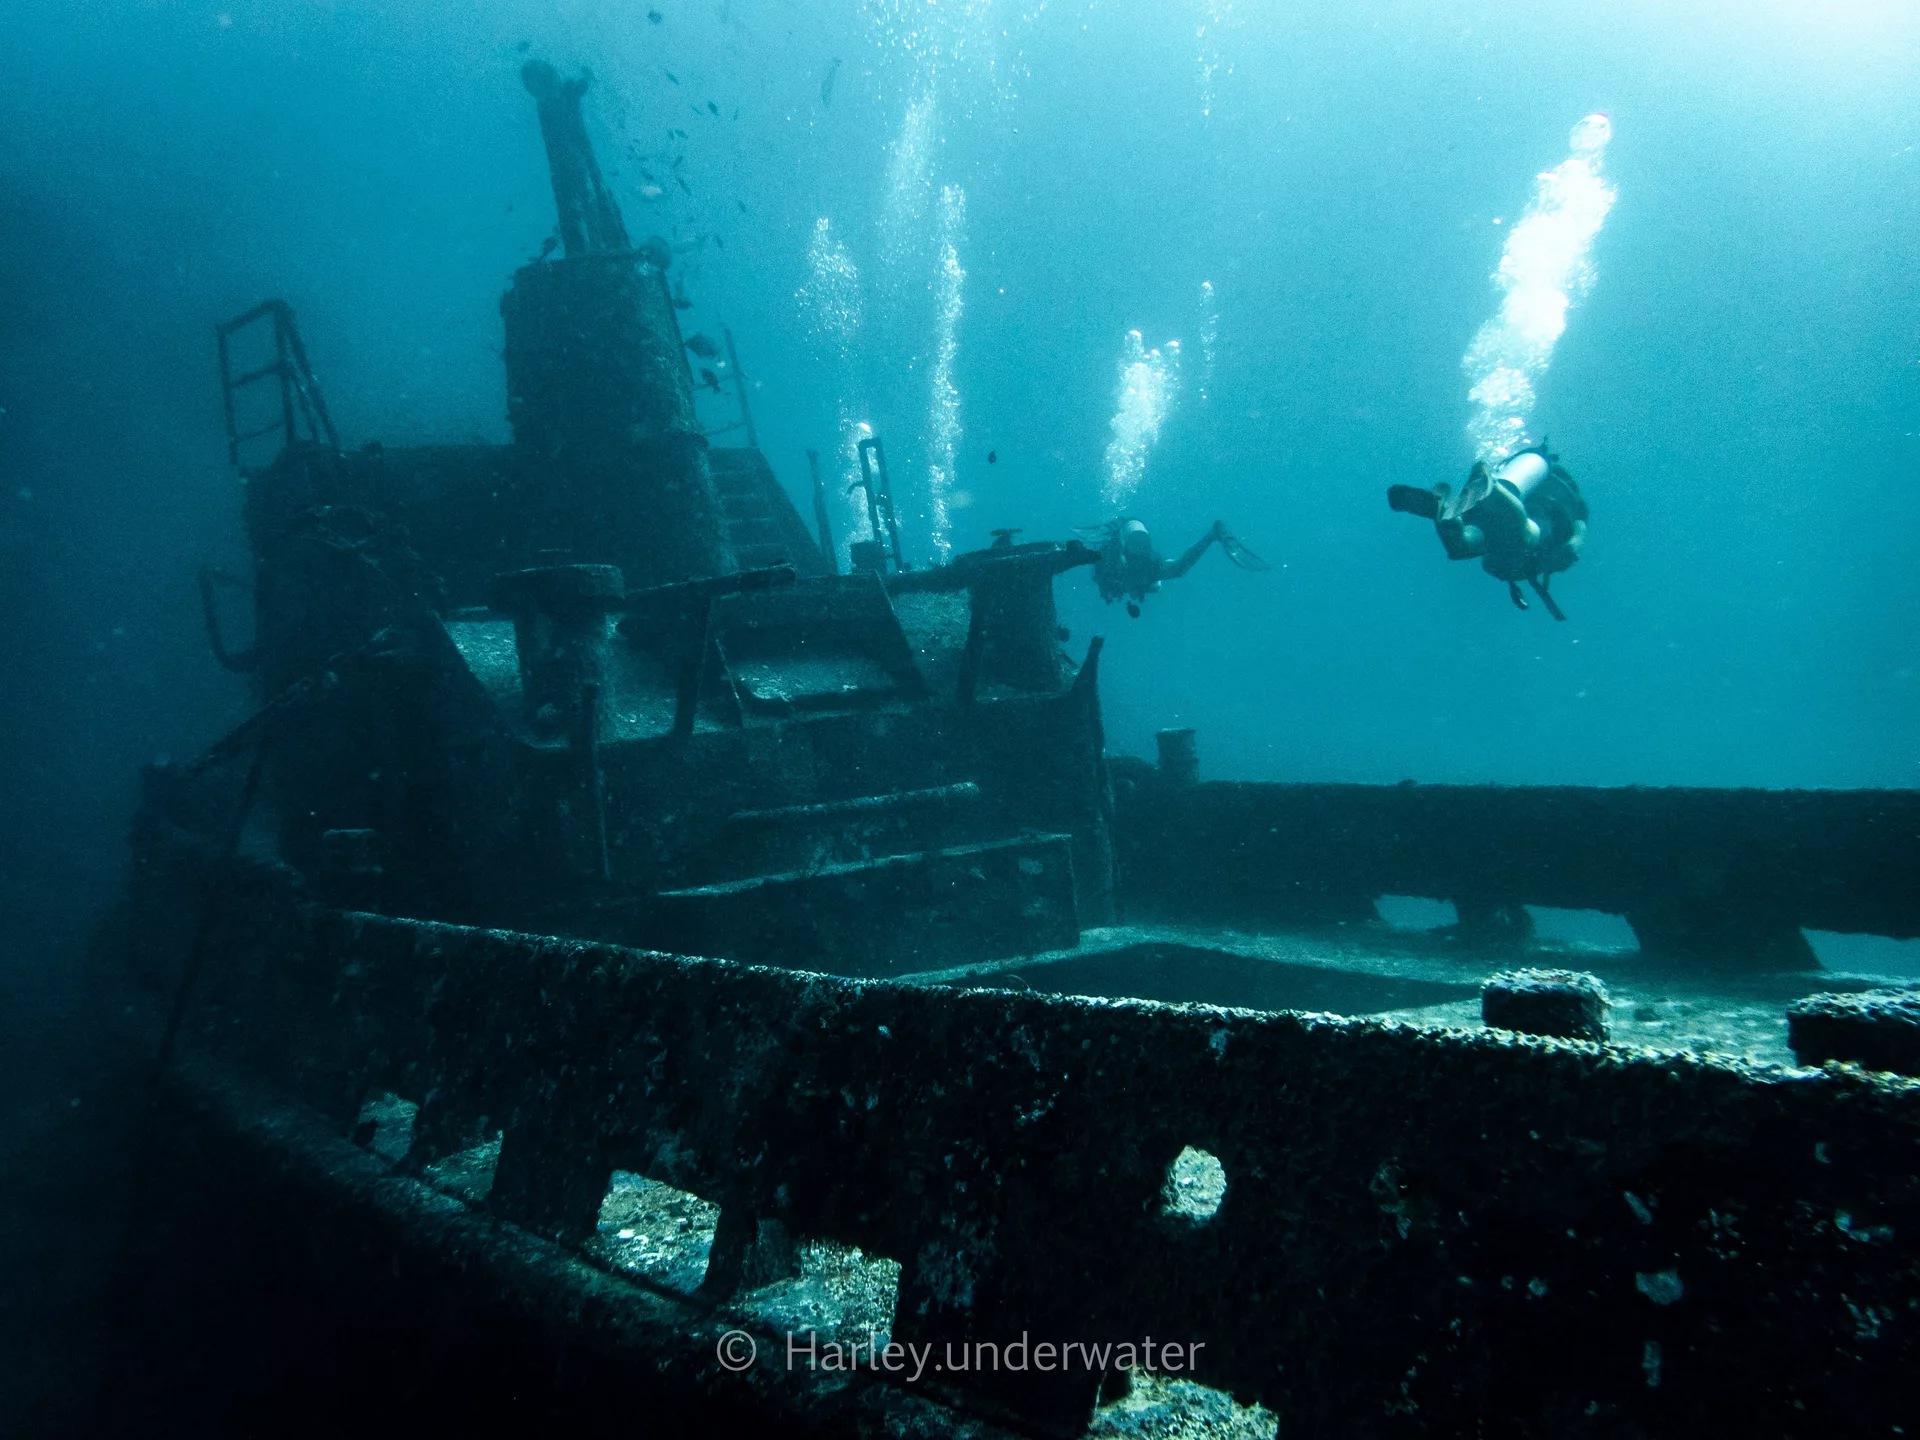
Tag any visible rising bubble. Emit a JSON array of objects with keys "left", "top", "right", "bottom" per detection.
[
  {"left": 1461, "top": 115, "right": 1617, "bottom": 463},
  {"left": 1103, "top": 330, "right": 1182, "bottom": 509}
]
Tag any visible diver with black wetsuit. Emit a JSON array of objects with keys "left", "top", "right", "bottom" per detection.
[
  {"left": 1388, "top": 442, "right": 1587, "bottom": 618},
  {"left": 1088, "top": 517, "right": 1269, "bottom": 617}
]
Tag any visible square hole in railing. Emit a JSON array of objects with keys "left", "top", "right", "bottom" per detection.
[
  {"left": 733, "top": 1240, "right": 902, "bottom": 1347},
  {"left": 351, "top": 1092, "right": 417, "bottom": 1164},
  {"left": 1090, "top": 1369, "right": 1277, "bottom": 1439},
  {"left": 590, "top": 1171, "right": 721, "bottom": 1296},
  {"left": 1525, "top": 907, "right": 1638, "bottom": 951},
  {"left": 1804, "top": 931, "right": 1920, "bottom": 979},
  {"left": 1160, "top": 1146, "right": 1227, "bottom": 1223},
  {"left": 419, "top": 1132, "right": 502, "bottom": 1204},
  {"left": 1375, "top": 895, "right": 1458, "bottom": 932}
]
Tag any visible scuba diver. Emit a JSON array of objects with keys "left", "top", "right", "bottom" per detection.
[
  {"left": 1084, "top": 517, "right": 1269, "bottom": 617},
  {"left": 1387, "top": 441, "right": 1587, "bottom": 619}
]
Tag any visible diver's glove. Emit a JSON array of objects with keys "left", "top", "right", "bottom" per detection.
[{"left": 1450, "top": 462, "right": 1494, "bottom": 520}]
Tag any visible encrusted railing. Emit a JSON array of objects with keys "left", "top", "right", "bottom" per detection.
[{"left": 157, "top": 850, "right": 1920, "bottom": 1437}]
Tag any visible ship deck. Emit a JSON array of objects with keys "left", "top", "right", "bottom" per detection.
[{"left": 913, "top": 919, "right": 1916, "bottom": 1070}]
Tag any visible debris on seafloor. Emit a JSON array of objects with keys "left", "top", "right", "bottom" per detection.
[{"left": 1481, "top": 967, "right": 1610, "bottom": 1042}]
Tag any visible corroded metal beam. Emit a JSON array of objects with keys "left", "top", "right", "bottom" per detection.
[{"left": 1116, "top": 776, "right": 1920, "bottom": 965}]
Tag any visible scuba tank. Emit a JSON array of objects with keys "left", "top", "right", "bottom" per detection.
[
  {"left": 1492, "top": 448, "right": 1551, "bottom": 497},
  {"left": 1496, "top": 444, "right": 1584, "bottom": 620}
]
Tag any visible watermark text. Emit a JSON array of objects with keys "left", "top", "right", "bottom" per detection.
[{"left": 716, "top": 1328, "right": 1204, "bottom": 1382}]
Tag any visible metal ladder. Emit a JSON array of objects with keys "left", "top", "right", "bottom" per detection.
[{"left": 216, "top": 300, "right": 338, "bottom": 475}]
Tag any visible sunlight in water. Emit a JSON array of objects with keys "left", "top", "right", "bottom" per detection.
[
  {"left": 925, "top": 185, "right": 967, "bottom": 560},
  {"left": 1103, "top": 330, "right": 1182, "bottom": 509},
  {"left": 1462, "top": 113, "right": 1617, "bottom": 464}
]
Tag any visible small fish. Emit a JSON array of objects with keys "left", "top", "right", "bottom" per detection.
[
  {"left": 639, "top": 184, "right": 665, "bottom": 201},
  {"left": 515, "top": 39, "right": 531, "bottom": 53},
  {"left": 673, "top": 296, "right": 694, "bottom": 311},
  {"left": 732, "top": 107, "right": 740, "bottom": 121},
  {"left": 669, "top": 128, "right": 688, "bottom": 140},
  {"left": 699, "top": 367, "right": 723, "bottom": 393},
  {"left": 684, "top": 333, "right": 721, "bottom": 359},
  {"left": 537, "top": 234, "right": 559, "bottom": 260},
  {"left": 665, "top": 70, "right": 680, "bottom": 85},
  {"left": 691, "top": 105, "right": 704, "bottom": 118},
  {"left": 647, "top": 9, "right": 663, "bottom": 22},
  {"left": 707, "top": 101, "right": 719, "bottom": 117},
  {"left": 736, "top": 199, "right": 748, "bottom": 214},
  {"left": 986, "top": 450, "right": 997, "bottom": 464},
  {"left": 712, "top": 234, "right": 724, "bottom": 251},
  {"left": 821, "top": 57, "right": 841, "bottom": 108},
  {"left": 675, "top": 174, "right": 691, "bottom": 195}
]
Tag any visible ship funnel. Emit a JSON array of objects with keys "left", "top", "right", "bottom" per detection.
[
  {"left": 503, "top": 61, "right": 734, "bottom": 589},
  {"left": 521, "top": 61, "right": 631, "bottom": 258}
]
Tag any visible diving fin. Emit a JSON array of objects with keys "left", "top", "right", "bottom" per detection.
[
  {"left": 1387, "top": 484, "right": 1443, "bottom": 520},
  {"left": 1528, "top": 575, "right": 1567, "bottom": 622},
  {"left": 1219, "top": 533, "right": 1270, "bottom": 571}
]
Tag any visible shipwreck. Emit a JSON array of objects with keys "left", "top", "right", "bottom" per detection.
[{"left": 100, "top": 61, "right": 1920, "bottom": 1439}]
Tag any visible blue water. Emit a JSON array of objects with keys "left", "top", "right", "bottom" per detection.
[
  {"left": 2, "top": 0, "right": 1917, "bottom": 951},
  {"left": 1, "top": 7, "right": 1917, "bottom": 1426}
]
